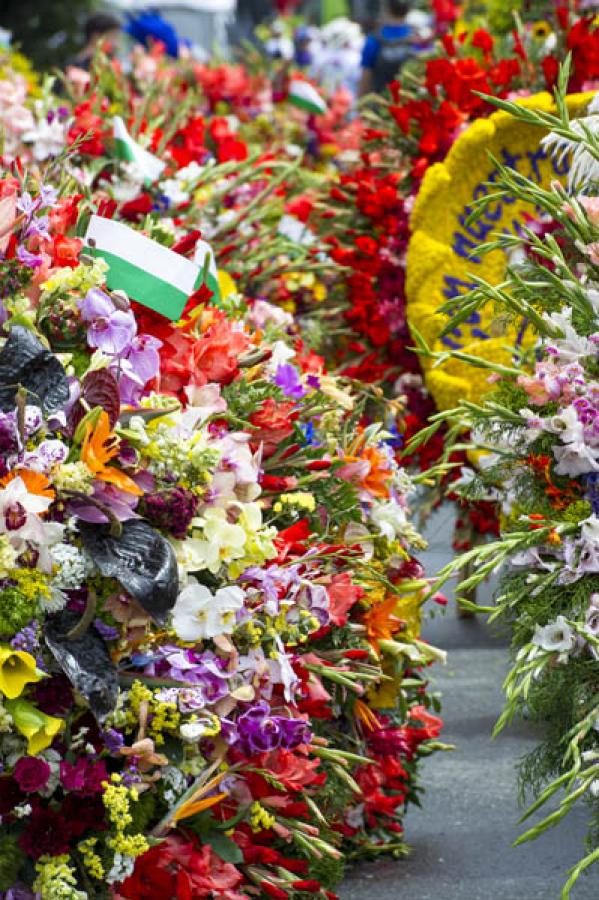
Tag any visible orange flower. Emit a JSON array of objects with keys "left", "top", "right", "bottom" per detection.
[
  {"left": 171, "top": 771, "right": 228, "bottom": 823},
  {"left": 363, "top": 594, "right": 402, "bottom": 652},
  {"left": 81, "top": 411, "right": 143, "bottom": 496},
  {"left": 0, "top": 469, "right": 55, "bottom": 501},
  {"left": 354, "top": 698, "right": 382, "bottom": 732},
  {"left": 342, "top": 446, "right": 391, "bottom": 499}
]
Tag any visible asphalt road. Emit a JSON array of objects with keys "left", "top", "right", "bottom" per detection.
[{"left": 341, "top": 506, "right": 599, "bottom": 900}]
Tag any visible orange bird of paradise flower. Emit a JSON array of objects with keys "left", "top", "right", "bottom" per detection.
[
  {"left": 363, "top": 594, "right": 403, "bottom": 653},
  {"left": 81, "top": 411, "right": 143, "bottom": 497}
]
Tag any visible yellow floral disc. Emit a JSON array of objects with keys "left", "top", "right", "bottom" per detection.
[{"left": 406, "top": 91, "right": 594, "bottom": 411}]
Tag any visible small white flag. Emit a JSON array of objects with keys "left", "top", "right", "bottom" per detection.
[{"left": 113, "top": 116, "right": 165, "bottom": 185}]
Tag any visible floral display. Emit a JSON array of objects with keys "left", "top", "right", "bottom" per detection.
[
  {"left": 416, "top": 76, "right": 599, "bottom": 894},
  {"left": 0, "top": 40, "right": 446, "bottom": 900}
]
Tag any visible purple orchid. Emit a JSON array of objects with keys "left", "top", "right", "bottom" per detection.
[
  {"left": 16, "top": 245, "right": 43, "bottom": 268},
  {"left": 67, "top": 482, "right": 141, "bottom": 523},
  {"left": 111, "top": 333, "right": 162, "bottom": 404},
  {"left": 275, "top": 363, "right": 306, "bottom": 399},
  {"left": 236, "top": 700, "right": 312, "bottom": 754},
  {"left": 143, "top": 646, "right": 232, "bottom": 706},
  {"left": 78, "top": 288, "right": 137, "bottom": 355}
]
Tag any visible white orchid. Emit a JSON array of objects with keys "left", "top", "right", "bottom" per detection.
[
  {"left": 532, "top": 615, "right": 576, "bottom": 653},
  {"left": 171, "top": 581, "right": 245, "bottom": 641}
]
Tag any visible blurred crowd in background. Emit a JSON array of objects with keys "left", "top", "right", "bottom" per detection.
[{"left": 0, "top": 0, "right": 445, "bottom": 101}]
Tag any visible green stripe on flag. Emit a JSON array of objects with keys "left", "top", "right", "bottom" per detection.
[
  {"left": 288, "top": 95, "right": 325, "bottom": 115},
  {"left": 90, "top": 248, "right": 197, "bottom": 321}
]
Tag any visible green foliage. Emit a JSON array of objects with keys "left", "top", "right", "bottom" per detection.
[
  {"left": 0, "top": 587, "right": 40, "bottom": 639},
  {"left": 3, "top": 0, "right": 95, "bottom": 71},
  {"left": 127, "top": 789, "right": 157, "bottom": 836},
  {"left": 486, "top": 0, "right": 523, "bottom": 34},
  {"left": 0, "top": 834, "right": 26, "bottom": 890}
]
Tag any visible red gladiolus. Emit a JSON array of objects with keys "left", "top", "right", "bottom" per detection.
[
  {"left": 119, "top": 193, "right": 153, "bottom": 222},
  {"left": 52, "top": 234, "right": 82, "bottom": 269},
  {"left": 471, "top": 28, "right": 494, "bottom": 55},
  {"left": 260, "top": 882, "right": 289, "bottom": 900},
  {"left": 306, "top": 460, "right": 331, "bottom": 471},
  {"left": 249, "top": 398, "right": 297, "bottom": 457}
]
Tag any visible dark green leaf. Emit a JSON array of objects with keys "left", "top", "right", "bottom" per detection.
[{"left": 204, "top": 831, "right": 244, "bottom": 864}]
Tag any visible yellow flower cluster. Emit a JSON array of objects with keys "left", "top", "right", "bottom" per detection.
[
  {"left": 33, "top": 855, "right": 85, "bottom": 900},
  {"left": 273, "top": 491, "right": 316, "bottom": 514},
  {"left": 78, "top": 837, "right": 105, "bottom": 880},
  {"left": 103, "top": 775, "right": 150, "bottom": 859},
  {"left": 406, "top": 92, "right": 594, "bottom": 411},
  {"left": 12, "top": 568, "right": 51, "bottom": 602},
  {"left": 125, "top": 679, "right": 180, "bottom": 745},
  {"left": 42, "top": 259, "right": 109, "bottom": 297},
  {"left": 250, "top": 800, "right": 276, "bottom": 832}
]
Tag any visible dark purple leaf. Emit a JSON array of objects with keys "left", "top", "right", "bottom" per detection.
[
  {"left": 69, "top": 368, "right": 120, "bottom": 432},
  {"left": 79, "top": 519, "right": 179, "bottom": 623},
  {"left": 44, "top": 611, "right": 118, "bottom": 722},
  {"left": 0, "top": 326, "right": 68, "bottom": 413}
]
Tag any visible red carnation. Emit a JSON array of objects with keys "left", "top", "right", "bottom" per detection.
[
  {"left": 13, "top": 756, "right": 51, "bottom": 793},
  {"left": 19, "top": 807, "right": 72, "bottom": 858}
]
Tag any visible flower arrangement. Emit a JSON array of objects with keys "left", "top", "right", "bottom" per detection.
[
  {"left": 414, "top": 71, "right": 599, "bottom": 894},
  {"left": 0, "top": 46, "right": 446, "bottom": 900}
]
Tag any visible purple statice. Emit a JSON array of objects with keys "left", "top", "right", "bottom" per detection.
[
  {"left": 93, "top": 619, "right": 119, "bottom": 641},
  {"left": 102, "top": 728, "right": 125, "bottom": 754},
  {"left": 274, "top": 363, "right": 306, "bottom": 400},
  {"left": 78, "top": 288, "right": 137, "bottom": 355},
  {"left": 10, "top": 622, "right": 39, "bottom": 654},
  {"left": 585, "top": 473, "right": 599, "bottom": 516},
  {"left": 142, "top": 486, "right": 199, "bottom": 539},
  {"left": 236, "top": 701, "right": 312, "bottom": 754},
  {"left": 122, "top": 762, "right": 142, "bottom": 787}
]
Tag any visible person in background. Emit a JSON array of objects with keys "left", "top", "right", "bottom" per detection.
[
  {"left": 66, "top": 12, "right": 121, "bottom": 71},
  {"left": 125, "top": 11, "right": 182, "bottom": 59},
  {"left": 359, "top": 0, "right": 415, "bottom": 96},
  {"left": 294, "top": 25, "right": 315, "bottom": 68}
]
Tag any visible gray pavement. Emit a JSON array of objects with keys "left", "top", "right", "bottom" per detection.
[{"left": 341, "top": 506, "right": 599, "bottom": 900}]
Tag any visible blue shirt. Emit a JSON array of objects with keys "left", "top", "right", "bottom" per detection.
[{"left": 361, "top": 24, "right": 412, "bottom": 69}]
